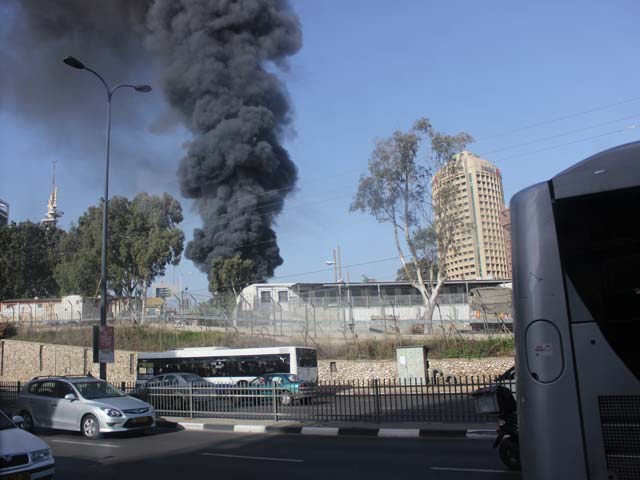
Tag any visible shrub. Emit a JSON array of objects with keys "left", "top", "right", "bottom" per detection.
[
  {"left": 0, "top": 322, "right": 17, "bottom": 339},
  {"left": 409, "top": 324, "right": 424, "bottom": 334}
]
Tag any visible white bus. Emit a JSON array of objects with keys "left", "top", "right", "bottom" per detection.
[{"left": 136, "top": 346, "right": 318, "bottom": 385}]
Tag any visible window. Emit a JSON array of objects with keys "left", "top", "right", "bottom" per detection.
[
  {"left": 278, "top": 291, "right": 289, "bottom": 303},
  {"left": 260, "top": 291, "right": 272, "bottom": 304},
  {"left": 149, "top": 354, "right": 292, "bottom": 378},
  {"left": 296, "top": 348, "right": 318, "bottom": 368},
  {"left": 34, "top": 381, "right": 56, "bottom": 397},
  {"left": 555, "top": 186, "right": 640, "bottom": 379},
  {"left": 53, "top": 381, "right": 74, "bottom": 399}
]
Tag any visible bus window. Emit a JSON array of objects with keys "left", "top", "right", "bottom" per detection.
[
  {"left": 296, "top": 348, "right": 318, "bottom": 368},
  {"left": 555, "top": 186, "right": 640, "bottom": 379}
]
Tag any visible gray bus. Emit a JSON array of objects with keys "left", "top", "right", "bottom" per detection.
[{"left": 511, "top": 141, "right": 640, "bottom": 479}]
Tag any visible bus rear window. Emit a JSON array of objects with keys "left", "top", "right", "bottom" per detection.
[
  {"left": 296, "top": 348, "right": 318, "bottom": 367},
  {"left": 554, "top": 186, "right": 640, "bottom": 380}
]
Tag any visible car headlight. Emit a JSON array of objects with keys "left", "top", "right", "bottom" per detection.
[
  {"left": 30, "top": 449, "right": 51, "bottom": 463},
  {"left": 100, "top": 407, "right": 123, "bottom": 417}
]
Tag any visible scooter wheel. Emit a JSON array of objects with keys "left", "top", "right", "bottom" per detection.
[{"left": 498, "top": 438, "right": 521, "bottom": 471}]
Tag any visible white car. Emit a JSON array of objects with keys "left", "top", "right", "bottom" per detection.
[{"left": 0, "top": 411, "right": 55, "bottom": 479}]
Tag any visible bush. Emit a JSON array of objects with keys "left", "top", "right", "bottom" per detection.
[
  {"left": 317, "top": 336, "right": 515, "bottom": 360},
  {"left": 409, "top": 324, "right": 424, "bottom": 334},
  {"left": 0, "top": 322, "right": 17, "bottom": 339}
]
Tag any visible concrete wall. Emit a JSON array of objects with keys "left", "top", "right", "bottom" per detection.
[
  {"left": 0, "top": 340, "right": 137, "bottom": 384},
  {"left": 0, "top": 339, "right": 515, "bottom": 384}
]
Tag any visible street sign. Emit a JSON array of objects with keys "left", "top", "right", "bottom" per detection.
[
  {"left": 155, "top": 287, "right": 172, "bottom": 298},
  {"left": 93, "top": 325, "right": 114, "bottom": 363}
]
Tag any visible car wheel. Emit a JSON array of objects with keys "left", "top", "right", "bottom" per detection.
[
  {"left": 81, "top": 414, "right": 101, "bottom": 439},
  {"left": 280, "top": 391, "right": 293, "bottom": 406},
  {"left": 21, "top": 411, "right": 34, "bottom": 432}
]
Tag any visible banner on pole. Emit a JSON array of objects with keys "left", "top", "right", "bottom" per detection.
[{"left": 93, "top": 325, "right": 114, "bottom": 364}]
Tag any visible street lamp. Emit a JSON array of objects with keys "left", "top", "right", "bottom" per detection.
[{"left": 63, "top": 56, "right": 151, "bottom": 381}]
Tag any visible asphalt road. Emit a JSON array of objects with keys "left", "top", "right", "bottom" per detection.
[{"left": 38, "top": 426, "right": 521, "bottom": 480}]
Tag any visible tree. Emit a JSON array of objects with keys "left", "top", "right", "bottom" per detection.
[
  {"left": 395, "top": 257, "right": 436, "bottom": 282},
  {"left": 0, "top": 222, "right": 64, "bottom": 300},
  {"left": 208, "top": 256, "right": 256, "bottom": 315},
  {"left": 351, "top": 118, "right": 473, "bottom": 331},
  {"left": 55, "top": 193, "right": 185, "bottom": 321}
]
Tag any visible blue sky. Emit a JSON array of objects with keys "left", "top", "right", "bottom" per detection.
[{"left": 1, "top": 0, "right": 639, "bottom": 300}]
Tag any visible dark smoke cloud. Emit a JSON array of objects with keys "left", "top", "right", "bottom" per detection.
[
  {"left": 146, "top": 0, "right": 301, "bottom": 279},
  {"left": 0, "top": 0, "right": 301, "bottom": 281},
  {"left": 0, "top": 0, "right": 159, "bottom": 193}
]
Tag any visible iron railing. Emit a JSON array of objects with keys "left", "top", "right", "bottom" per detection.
[{"left": 0, "top": 376, "right": 513, "bottom": 424}]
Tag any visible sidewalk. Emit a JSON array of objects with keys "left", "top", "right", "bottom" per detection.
[{"left": 157, "top": 416, "right": 496, "bottom": 439}]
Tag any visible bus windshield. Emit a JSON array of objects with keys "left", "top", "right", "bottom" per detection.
[{"left": 296, "top": 348, "right": 318, "bottom": 367}]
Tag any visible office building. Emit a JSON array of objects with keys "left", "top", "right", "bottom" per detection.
[
  {"left": 0, "top": 199, "right": 8, "bottom": 228},
  {"left": 432, "top": 151, "right": 510, "bottom": 280}
]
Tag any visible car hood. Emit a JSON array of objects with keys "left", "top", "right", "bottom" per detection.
[
  {"left": 88, "top": 396, "right": 152, "bottom": 411},
  {"left": 0, "top": 428, "right": 49, "bottom": 455}
]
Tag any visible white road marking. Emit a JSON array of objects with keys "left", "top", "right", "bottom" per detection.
[
  {"left": 301, "top": 427, "right": 339, "bottom": 436},
  {"left": 233, "top": 424, "right": 267, "bottom": 433},
  {"left": 52, "top": 439, "right": 120, "bottom": 448},
  {"left": 466, "top": 430, "right": 497, "bottom": 439},
  {"left": 180, "top": 422, "right": 205, "bottom": 430},
  {"left": 201, "top": 453, "right": 303, "bottom": 463},
  {"left": 378, "top": 428, "right": 421, "bottom": 438},
  {"left": 431, "top": 466, "right": 519, "bottom": 474}
]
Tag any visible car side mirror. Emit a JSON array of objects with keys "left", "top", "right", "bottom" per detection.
[
  {"left": 12, "top": 416, "right": 25, "bottom": 429},
  {"left": 64, "top": 393, "right": 77, "bottom": 401}
]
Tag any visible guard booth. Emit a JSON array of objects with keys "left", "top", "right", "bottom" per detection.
[
  {"left": 512, "top": 141, "right": 640, "bottom": 480},
  {"left": 396, "top": 346, "right": 429, "bottom": 383}
]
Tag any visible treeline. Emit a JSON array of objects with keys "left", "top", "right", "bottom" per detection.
[{"left": 0, "top": 193, "right": 184, "bottom": 310}]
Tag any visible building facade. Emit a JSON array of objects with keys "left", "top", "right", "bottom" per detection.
[
  {"left": 236, "top": 280, "right": 512, "bottom": 336},
  {"left": 0, "top": 199, "right": 8, "bottom": 228},
  {"left": 499, "top": 207, "right": 512, "bottom": 275},
  {"left": 432, "top": 151, "right": 510, "bottom": 280}
]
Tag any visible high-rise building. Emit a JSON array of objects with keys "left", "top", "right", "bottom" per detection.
[
  {"left": 432, "top": 151, "right": 510, "bottom": 280},
  {"left": 499, "top": 207, "right": 512, "bottom": 274},
  {"left": 0, "top": 199, "right": 8, "bottom": 228}
]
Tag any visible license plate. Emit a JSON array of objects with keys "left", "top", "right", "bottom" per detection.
[{"left": 129, "top": 416, "right": 151, "bottom": 425}]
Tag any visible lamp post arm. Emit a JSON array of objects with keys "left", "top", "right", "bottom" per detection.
[{"left": 83, "top": 67, "right": 111, "bottom": 99}]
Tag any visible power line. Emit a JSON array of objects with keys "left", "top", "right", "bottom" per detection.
[
  {"left": 186, "top": 255, "right": 402, "bottom": 294},
  {"left": 474, "top": 95, "right": 640, "bottom": 142},
  {"left": 478, "top": 112, "right": 640, "bottom": 157},
  {"left": 491, "top": 125, "right": 640, "bottom": 163},
  {"left": 194, "top": 191, "right": 352, "bottom": 231}
]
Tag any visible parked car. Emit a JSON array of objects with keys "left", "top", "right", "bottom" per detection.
[
  {"left": 16, "top": 376, "right": 155, "bottom": 439},
  {"left": 0, "top": 410, "right": 55, "bottom": 479},
  {"left": 235, "top": 373, "right": 315, "bottom": 406},
  {"left": 132, "top": 373, "right": 217, "bottom": 411}
]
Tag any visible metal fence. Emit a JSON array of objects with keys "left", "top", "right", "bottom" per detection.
[{"left": 0, "top": 376, "right": 513, "bottom": 424}]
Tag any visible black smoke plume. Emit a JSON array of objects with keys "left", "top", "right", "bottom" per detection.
[
  {"left": 146, "top": 0, "right": 301, "bottom": 280},
  {"left": 0, "top": 0, "right": 301, "bottom": 282}
]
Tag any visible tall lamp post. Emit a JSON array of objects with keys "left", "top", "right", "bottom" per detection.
[{"left": 63, "top": 56, "right": 151, "bottom": 381}]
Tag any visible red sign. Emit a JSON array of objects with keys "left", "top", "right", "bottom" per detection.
[{"left": 98, "top": 326, "right": 114, "bottom": 363}]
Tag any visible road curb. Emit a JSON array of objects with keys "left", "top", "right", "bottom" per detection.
[{"left": 160, "top": 419, "right": 482, "bottom": 439}]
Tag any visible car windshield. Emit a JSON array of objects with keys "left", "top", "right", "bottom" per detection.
[
  {"left": 73, "top": 381, "right": 127, "bottom": 399},
  {"left": 0, "top": 412, "right": 16, "bottom": 431}
]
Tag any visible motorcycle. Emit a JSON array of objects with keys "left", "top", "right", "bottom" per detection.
[{"left": 471, "top": 368, "right": 520, "bottom": 471}]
